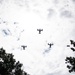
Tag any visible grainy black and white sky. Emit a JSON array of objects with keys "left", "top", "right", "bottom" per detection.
[{"left": 0, "top": 0, "right": 75, "bottom": 75}]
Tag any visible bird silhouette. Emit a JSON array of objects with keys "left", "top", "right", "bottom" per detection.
[
  {"left": 21, "top": 45, "right": 27, "bottom": 50},
  {"left": 48, "top": 43, "right": 53, "bottom": 48},
  {"left": 37, "top": 29, "right": 43, "bottom": 34}
]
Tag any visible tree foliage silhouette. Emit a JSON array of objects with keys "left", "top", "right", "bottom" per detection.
[
  {"left": 65, "top": 40, "right": 75, "bottom": 73},
  {"left": 0, "top": 48, "right": 29, "bottom": 75}
]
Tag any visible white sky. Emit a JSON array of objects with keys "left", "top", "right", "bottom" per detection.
[{"left": 0, "top": 0, "right": 75, "bottom": 75}]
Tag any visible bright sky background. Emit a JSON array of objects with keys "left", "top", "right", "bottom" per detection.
[{"left": 0, "top": 0, "right": 75, "bottom": 75}]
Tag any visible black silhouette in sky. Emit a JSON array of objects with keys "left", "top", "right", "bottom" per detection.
[
  {"left": 21, "top": 45, "right": 27, "bottom": 50},
  {"left": 48, "top": 43, "right": 53, "bottom": 48},
  {"left": 37, "top": 29, "right": 43, "bottom": 34}
]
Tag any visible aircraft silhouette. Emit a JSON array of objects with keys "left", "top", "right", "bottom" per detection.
[
  {"left": 48, "top": 43, "right": 53, "bottom": 48},
  {"left": 21, "top": 45, "right": 27, "bottom": 50},
  {"left": 70, "top": 40, "right": 75, "bottom": 47},
  {"left": 37, "top": 29, "right": 43, "bottom": 34}
]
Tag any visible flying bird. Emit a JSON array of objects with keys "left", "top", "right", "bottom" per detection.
[
  {"left": 21, "top": 45, "right": 27, "bottom": 50},
  {"left": 48, "top": 43, "right": 53, "bottom": 48},
  {"left": 37, "top": 29, "right": 43, "bottom": 34}
]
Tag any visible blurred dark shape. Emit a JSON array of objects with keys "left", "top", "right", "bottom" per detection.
[
  {"left": 14, "top": 22, "right": 18, "bottom": 24},
  {"left": 43, "top": 48, "right": 51, "bottom": 54},
  {"left": 3, "top": 21, "right": 6, "bottom": 23},
  {"left": 0, "top": 48, "right": 29, "bottom": 75},
  {"left": 67, "top": 45, "right": 70, "bottom": 47},
  {"left": 48, "top": 43, "right": 53, "bottom": 48},
  {"left": 61, "top": 10, "right": 72, "bottom": 18},
  {"left": 37, "top": 29, "right": 43, "bottom": 34},
  {"left": 2, "top": 29, "right": 11, "bottom": 36},
  {"left": 21, "top": 45, "right": 27, "bottom": 50}
]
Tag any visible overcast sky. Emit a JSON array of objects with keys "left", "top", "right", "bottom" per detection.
[{"left": 0, "top": 0, "right": 75, "bottom": 75}]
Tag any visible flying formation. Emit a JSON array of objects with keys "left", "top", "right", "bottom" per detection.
[
  {"left": 19, "top": 28, "right": 54, "bottom": 51},
  {"left": 20, "top": 28, "right": 44, "bottom": 50}
]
